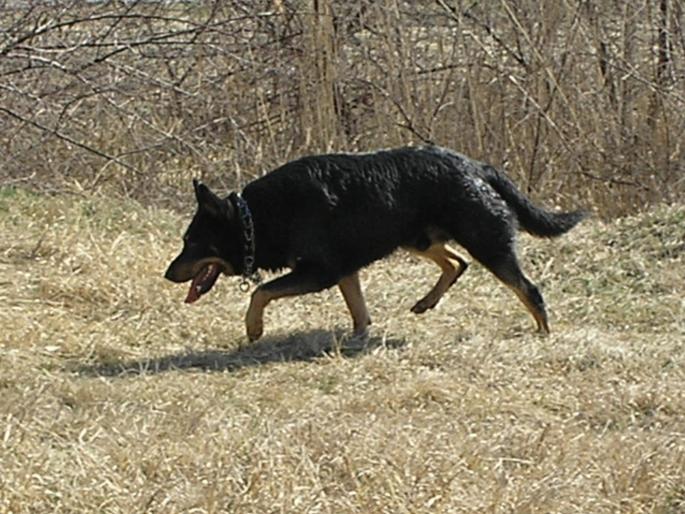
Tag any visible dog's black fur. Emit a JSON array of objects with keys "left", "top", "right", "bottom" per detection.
[{"left": 165, "top": 145, "right": 586, "bottom": 339}]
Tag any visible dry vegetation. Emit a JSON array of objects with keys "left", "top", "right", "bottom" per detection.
[
  {"left": 1, "top": 0, "right": 684, "bottom": 215},
  {"left": 1, "top": 187, "right": 684, "bottom": 512}
]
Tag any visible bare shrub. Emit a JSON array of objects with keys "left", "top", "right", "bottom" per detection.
[{"left": 1, "top": 0, "right": 683, "bottom": 215}]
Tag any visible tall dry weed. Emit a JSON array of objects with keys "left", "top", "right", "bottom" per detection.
[{"left": 0, "top": 0, "right": 683, "bottom": 215}]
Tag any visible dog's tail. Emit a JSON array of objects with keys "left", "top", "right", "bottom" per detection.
[{"left": 484, "top": 166, "right": 588, "bottom": 238}]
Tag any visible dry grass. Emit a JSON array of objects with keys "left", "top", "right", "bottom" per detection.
[{"left": 1, "top": 188, "right": 684, "bottom": 513}]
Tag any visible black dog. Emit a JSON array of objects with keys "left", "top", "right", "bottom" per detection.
[{"left": 165, "top": 146, "right": 586, "bottom": 340}]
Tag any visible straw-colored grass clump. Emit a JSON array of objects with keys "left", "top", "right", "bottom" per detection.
[{"left": 1, "top": 188, "right": 683, "bottom": 513}]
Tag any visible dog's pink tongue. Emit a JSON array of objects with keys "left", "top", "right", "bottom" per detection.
[{"left": 185, "top": 274, "right": 203, "bottom": 304}]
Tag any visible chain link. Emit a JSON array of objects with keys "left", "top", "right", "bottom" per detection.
[{"left": 230, "top": 192, "right": 262, "bottom": 291}]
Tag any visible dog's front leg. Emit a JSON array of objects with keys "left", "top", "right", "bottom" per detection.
[
  {"left": 244, "top": 266, "right": 337, "bottom": 341},
  {"left": 245, "top": 288, "right": 269, "bottom": 341},
  {"left": 337, "top": 272, "right": 371, "bottom": 336}
]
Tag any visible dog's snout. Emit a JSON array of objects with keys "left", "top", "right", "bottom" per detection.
[
  {"left": 165, "top": 253, "right": 199, "bottom": 283},
  {"left": 164, "top": 258, "right": 186, "bottom": 283},
  {"left": 164, "top": 264, "right": 178, "bottom": 282}
]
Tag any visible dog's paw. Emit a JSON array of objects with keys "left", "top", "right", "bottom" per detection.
[
  {"left": 245, "top": 311, "right": 264, "bottom": 341},
  {"left": 410, "top": 298, "right": 435, "bottom": 314},
  {"left": 352, "top": 315, "right": 372, "bottom": 336},
  {"left": 246, "top": 319, "right": 263, "bottom": 341}
]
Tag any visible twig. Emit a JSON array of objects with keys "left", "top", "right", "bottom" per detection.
[
  {"left": 0, "top": 105, "right": 140, "bottom": 175},
  {"left": 356, "top": 79, "right": 434, "bottom": 145}
]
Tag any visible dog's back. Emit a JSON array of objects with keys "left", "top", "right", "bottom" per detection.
[
  {"left": 243, "top": 146, "right": 582, "bottom": 272},
  {"left": 243, "top": 147, "right": 447, "bottom": 271}
]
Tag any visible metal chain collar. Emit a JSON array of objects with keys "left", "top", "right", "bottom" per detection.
[{"left": 229, "top": 192, "right": 262, "bottom": 291}]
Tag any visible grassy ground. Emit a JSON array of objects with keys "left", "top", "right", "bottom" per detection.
[{"left": 1, "top": 188, "right": 683, "bottom": 513}]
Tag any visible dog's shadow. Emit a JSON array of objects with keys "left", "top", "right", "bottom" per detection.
[{"left": 77, "top": 330, "right": 407, "bottom": 378}]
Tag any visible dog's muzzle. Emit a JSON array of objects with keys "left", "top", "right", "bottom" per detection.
[{"left": 165, "top": 256, "right": 235, "bottom": 303}]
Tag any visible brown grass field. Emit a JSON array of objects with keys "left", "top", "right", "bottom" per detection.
[{"left": 1, "top": 188, "right": 684, "bottom": 513}]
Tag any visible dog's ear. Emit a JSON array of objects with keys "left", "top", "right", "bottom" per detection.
[
  {"left": 193, "top": 178, "right": 212, "bottom": 204},
  {"left": 192, "top": 179, "right": 228, "bottom": 218}
]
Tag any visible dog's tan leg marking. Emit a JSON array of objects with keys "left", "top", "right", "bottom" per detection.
[
  {"left": 245, "top": 285, "right": 303, "bottom": 341},
  {"left": 505, "top": 284, "right": 550, "bottom": 334},
  {"left": 337, "top": 272, "right": 372, "bottom": 336},
  {"left": 409, "top": 244, "right": 468, "bottom": 314},
  {"left": 245, "top": 288, "right": 271, "bottom": 341},
  {"left": 246, "top": 285, "right": 309, "bottom": 341},
  {"left": 245, "top": 271, "right": 338, "bottom": 341}
]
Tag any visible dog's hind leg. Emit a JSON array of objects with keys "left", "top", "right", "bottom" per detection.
[
  {"left": 408, "top": 244, "right": 469, "bottom": 314},
  {"left": 337, "top": 272, "right": 372, "bottom": 336},
  {"left": 478, "top": 252, "right": 550, "bottom": 334},
  {"left": 246, "top": 265, "right": 338, "bottom": 341}
]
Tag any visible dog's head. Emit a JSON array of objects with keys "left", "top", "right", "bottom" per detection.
[{"left": 164, "top": 179, "right": 242, "bottom": 303}]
